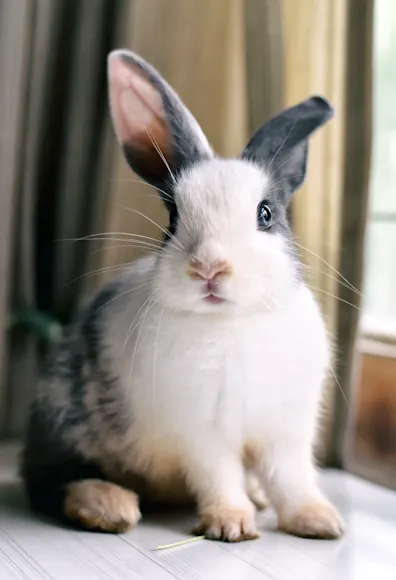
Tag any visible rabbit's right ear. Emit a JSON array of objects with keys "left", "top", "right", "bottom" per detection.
[
  {"left": 242, "top": 97, "right": 333, "bottom": 202},
  {"left": 108, "top": 50, "right": 213, "bottom": 201}
]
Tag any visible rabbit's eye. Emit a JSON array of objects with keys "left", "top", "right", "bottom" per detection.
[{"left": 257, "top": 202, "right": 272, "bottom": 229}]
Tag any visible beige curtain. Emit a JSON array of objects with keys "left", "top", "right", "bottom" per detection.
[
  {"left": 0, "top": 0, "right": 128, "bottom": 438},
  {"left": 102, "top": 0, "right": 372, "bottom": 466}
]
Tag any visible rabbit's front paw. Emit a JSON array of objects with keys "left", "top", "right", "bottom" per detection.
[
  {"left": 279, "top": 501, "right": 344, "bottom": 539},
  {"left": 64, "top": 479, "right": 141, "bottom": 533},
  {"left": 193, "top": 503, "right": 258, "bottom": 542}
]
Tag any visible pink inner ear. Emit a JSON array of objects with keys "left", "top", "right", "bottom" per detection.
[{"left": 108, "top": 53, "right": 170, "bottom": 155}]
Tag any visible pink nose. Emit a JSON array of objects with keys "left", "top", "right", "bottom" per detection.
[{"left": 188, "top": 260, "right": 231, "bottom": 281}]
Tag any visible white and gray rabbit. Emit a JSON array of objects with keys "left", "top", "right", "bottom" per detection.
[{"left": 21, "top": 50, "right": 344, "bottom": 541}]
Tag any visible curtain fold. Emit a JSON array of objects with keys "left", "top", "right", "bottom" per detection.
[
  {"left": 244, "top": 0, "right": 284, "bottom": 131},
  {"left": 0, "top": 0, "right": 35, "bottom": 434},
  {"left": 337, "top": 0, "right": 374, "bottom": 467},
  {"left": 1, "top": 0, "right": 128, "bottom": 437}
]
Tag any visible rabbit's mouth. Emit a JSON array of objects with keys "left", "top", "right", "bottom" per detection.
[
  {"left": 204, "top": 293, "right": 225, "bottom": 305},
  {"left": 199, "top": 278, "right": 226, "bottom": 304}
]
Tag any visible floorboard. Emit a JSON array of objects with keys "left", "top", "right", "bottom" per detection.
[{"left": 1, "top": 443, "right": 396, "bottom": 579}]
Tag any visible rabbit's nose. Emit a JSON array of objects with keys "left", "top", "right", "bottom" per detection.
[{"left": 188, "top": 260, "right": 232, "bottom": 281}]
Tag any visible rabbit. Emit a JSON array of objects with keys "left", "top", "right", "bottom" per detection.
[{"left": 21, "top": 49, "right": 344, "bottom": 542}]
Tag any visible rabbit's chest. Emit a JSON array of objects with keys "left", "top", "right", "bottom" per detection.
[{"left": 119, "top": 295, "right": 328, "bottom": 445}]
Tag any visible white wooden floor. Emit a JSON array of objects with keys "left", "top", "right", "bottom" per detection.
[{"left": 1, "top": 444, "right": 396, "bottom": 580}]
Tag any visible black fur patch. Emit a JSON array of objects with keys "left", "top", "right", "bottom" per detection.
[
  {"left": 20, "top": 283, "right": 129, "bottom": 525},
  {"left": 165, "top": 203, "right": 180, "bottom": 241},
  {"left": 22, "top": 437, "right": 105, "bottom": 524}
]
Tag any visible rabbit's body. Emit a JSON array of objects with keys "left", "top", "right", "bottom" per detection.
[
  {"left": 22, "top": 51, "right": 344, "bottom": 541},
  {"left": 23, "top": 252, "right": 330, "bottom": 535},
  {"left": 98, "top": 258, "right": 328, "bottom": 494}
]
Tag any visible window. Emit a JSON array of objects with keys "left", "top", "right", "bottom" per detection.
[
  {"left": 349, "top": 0, "right": 396, "bottom": 489},
  {"left": 362, "top": 0, "right": 396, "bottom": 339}
]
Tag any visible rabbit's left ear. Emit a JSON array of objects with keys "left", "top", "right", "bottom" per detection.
[
  {"left": 242, "top": 97, "right": 333, "bottom": 200},
  {"left": 108, "top": 50, "right": 213, "bottom": 203}
]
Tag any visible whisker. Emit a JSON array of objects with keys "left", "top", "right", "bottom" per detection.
[
  {"left": 62, "top": 231, "right": 163, "bottom": 244},
  {"left": 128, "top": 293, "right": 159, "bottom": 388},
  {"left": 96, "top": 281, "right": 155, "bottom": 312},
  {"left": 269, "top": 295, "right": 285, "bottom": 310},
  {"left": 305, "top": 284, "right": 361, "bottom": 311},
  {"left": 123, "top": 291, "right": 158, "bottom": 351},
  {"left": 113, "top": 192, "right": 172, "bottom": 203},
  {"left": 70, "top": 262, "right": 131, "bottom": 283},
  {"left": 110, "top": 177, "right": 174, "bottom": 203},
  {"left": 161, "top": 237, "right": 186, "bottom": 252},
  {"left": 272, "top": 154, "right": 294, "bottom": 176},
  {"left": 294, "top": 241, "right": 362, "bottom": 297},
  {"left": 302, "top": 264, "right": 363, "bottom": 297},
  {"left": 88, "top": 244, "right": 162, "bottom": 258},
  {"left": 61, "top": 237, "right": 162, "bottom": 251},
  {"left": 266, "top": 114, "right": 300, "bottom": 174},
  {"left": 268, "top": 175, "right": 305, "bottom": 190},
  {"left": 145, "top": 129, "right": 176, "bottom": 184},
  {"left": 118, "top": 205, "right": 184, "bottom": 252},
  {"left": 152, "top": 309, "right": 164, "bottom": 427},
  {"left": 328, "top": 363, "right": 351, "bottom": 412},
  {"left": 256, "top": 298, "right": 275, "bottom": 313}
]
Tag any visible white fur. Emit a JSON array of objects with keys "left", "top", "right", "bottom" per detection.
[{"left": 99, "top": 159, "right": 338, "bottom": 529}]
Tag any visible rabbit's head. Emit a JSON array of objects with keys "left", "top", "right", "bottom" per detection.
[{"left": 108, "top": 51, "right": 333, "bottom": 314}]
